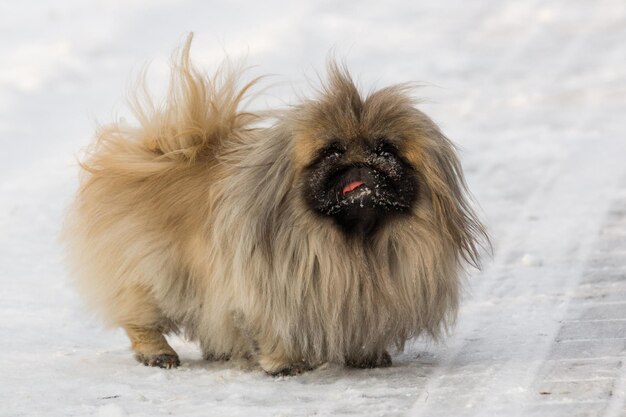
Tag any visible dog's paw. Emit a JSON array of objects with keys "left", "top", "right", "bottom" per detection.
[
  {"left": 265, "top": 361, "right": 314, "bottom": 377},
  {"left": 259, "top": 356, "right": 314, "bottom": 376},
  {"left": 135, "top": 353, "right": 180, "bottom": 369},
  {"left": 346, "top": 351, "right": 392, "bottom": 369}
]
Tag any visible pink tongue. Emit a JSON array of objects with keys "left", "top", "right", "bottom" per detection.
[{"left": 342, "top": 180, "right": 365, "bottom": 195}]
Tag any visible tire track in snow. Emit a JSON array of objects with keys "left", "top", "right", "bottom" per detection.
[
  {"left": 528, "top": 187, "right": 626, "bottom": 416},
  {"left": 409, "top": 136, "right": 626, "bottom": 417},
  {"left": 409, "top": 1, "right": 626, "bottom": 415}
]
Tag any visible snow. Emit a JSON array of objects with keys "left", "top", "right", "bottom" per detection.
[{"left": 1, "top": 1, "right": 626, "bottom": 416}]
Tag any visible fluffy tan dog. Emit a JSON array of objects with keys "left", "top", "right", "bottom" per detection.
[{"left": 63, "top": 35, "right": 487, "bottom": 375}]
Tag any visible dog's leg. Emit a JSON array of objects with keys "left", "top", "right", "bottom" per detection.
[
  {"left": 113, "top": 285, "right": 180, "bottom": 369},
  {"left": 256, "top": 337, "right": 313, "bottom": 376},
  {"left": 199, "top": 311, "right": 253, "bottom": 362},
  {"left": 125, "top": 326, "right": 179, "bottom": 368}
]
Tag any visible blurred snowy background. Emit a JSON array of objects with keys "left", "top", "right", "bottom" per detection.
[{"left": 1, "top": 1, "right": 625, "bottom": 416}]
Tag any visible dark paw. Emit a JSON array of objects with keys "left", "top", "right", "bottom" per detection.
[
  {"left": 136, "top": 353, "right": 180, "bottom": 369},
  {"left": 346, "top": 351, "right": 392, "bottom": 369},
  {"left": 266, "top": 362, "right": 314, "bottom": 377}
]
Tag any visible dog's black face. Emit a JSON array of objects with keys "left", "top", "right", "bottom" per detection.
[{"left": 303, "top": 138, "right": 419, "bottom": 235}]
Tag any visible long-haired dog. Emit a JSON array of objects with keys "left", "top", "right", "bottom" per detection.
[{"left": 63, "top": 35, "right": 487, "bottom": 375}]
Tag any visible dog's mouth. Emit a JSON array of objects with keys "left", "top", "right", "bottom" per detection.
[
  {"left": 332, "top": 167, "right": 377, "bottom": 205},
  {"left": 342, "top": 180, "right": 365, "bottom": 195},
  {"left": 322, "top": 166, "right": 404, "bottom": 214},
  {"left": 305, "top": 161, "right": 419, "bottom": 235}
]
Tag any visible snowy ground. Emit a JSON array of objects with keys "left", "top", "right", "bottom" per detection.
[{"left": 1, "top": 1, "right": 625, "bottom": 416}]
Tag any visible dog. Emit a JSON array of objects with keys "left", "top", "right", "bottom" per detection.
[{"left": 63, "top": 34, "right": 487, "bottom": 375}]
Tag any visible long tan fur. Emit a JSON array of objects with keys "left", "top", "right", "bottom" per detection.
[{"left": 63, "top": 34, "right": 487, "bottom": 374}]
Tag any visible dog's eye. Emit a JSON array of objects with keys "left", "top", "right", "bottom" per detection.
[
  {"left": 320, "top": 143, "right": 344, "bottom": 159},
  {"left": 374, "top": 141, "right": 397, "bottom": 158}
]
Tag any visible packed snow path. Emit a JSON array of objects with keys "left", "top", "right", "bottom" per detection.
[{"left": 1, "top": 1, "right": 625, "bottom": 416}]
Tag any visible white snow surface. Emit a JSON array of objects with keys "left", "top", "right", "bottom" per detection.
[{"left": 1, "top": 1, "right": 626, "bottom": 416}]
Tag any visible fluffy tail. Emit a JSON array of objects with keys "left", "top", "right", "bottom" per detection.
[{"left": 82, "top": 33, "right": 261, "bottom": 175}]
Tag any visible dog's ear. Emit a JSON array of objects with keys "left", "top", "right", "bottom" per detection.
[{"left": 421, "top": 132, "right": 489, "bottom": 268}]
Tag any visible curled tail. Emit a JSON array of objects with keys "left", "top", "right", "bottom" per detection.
[{"left": 82, "top": 33, "right": 261, "bottom": 175}]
